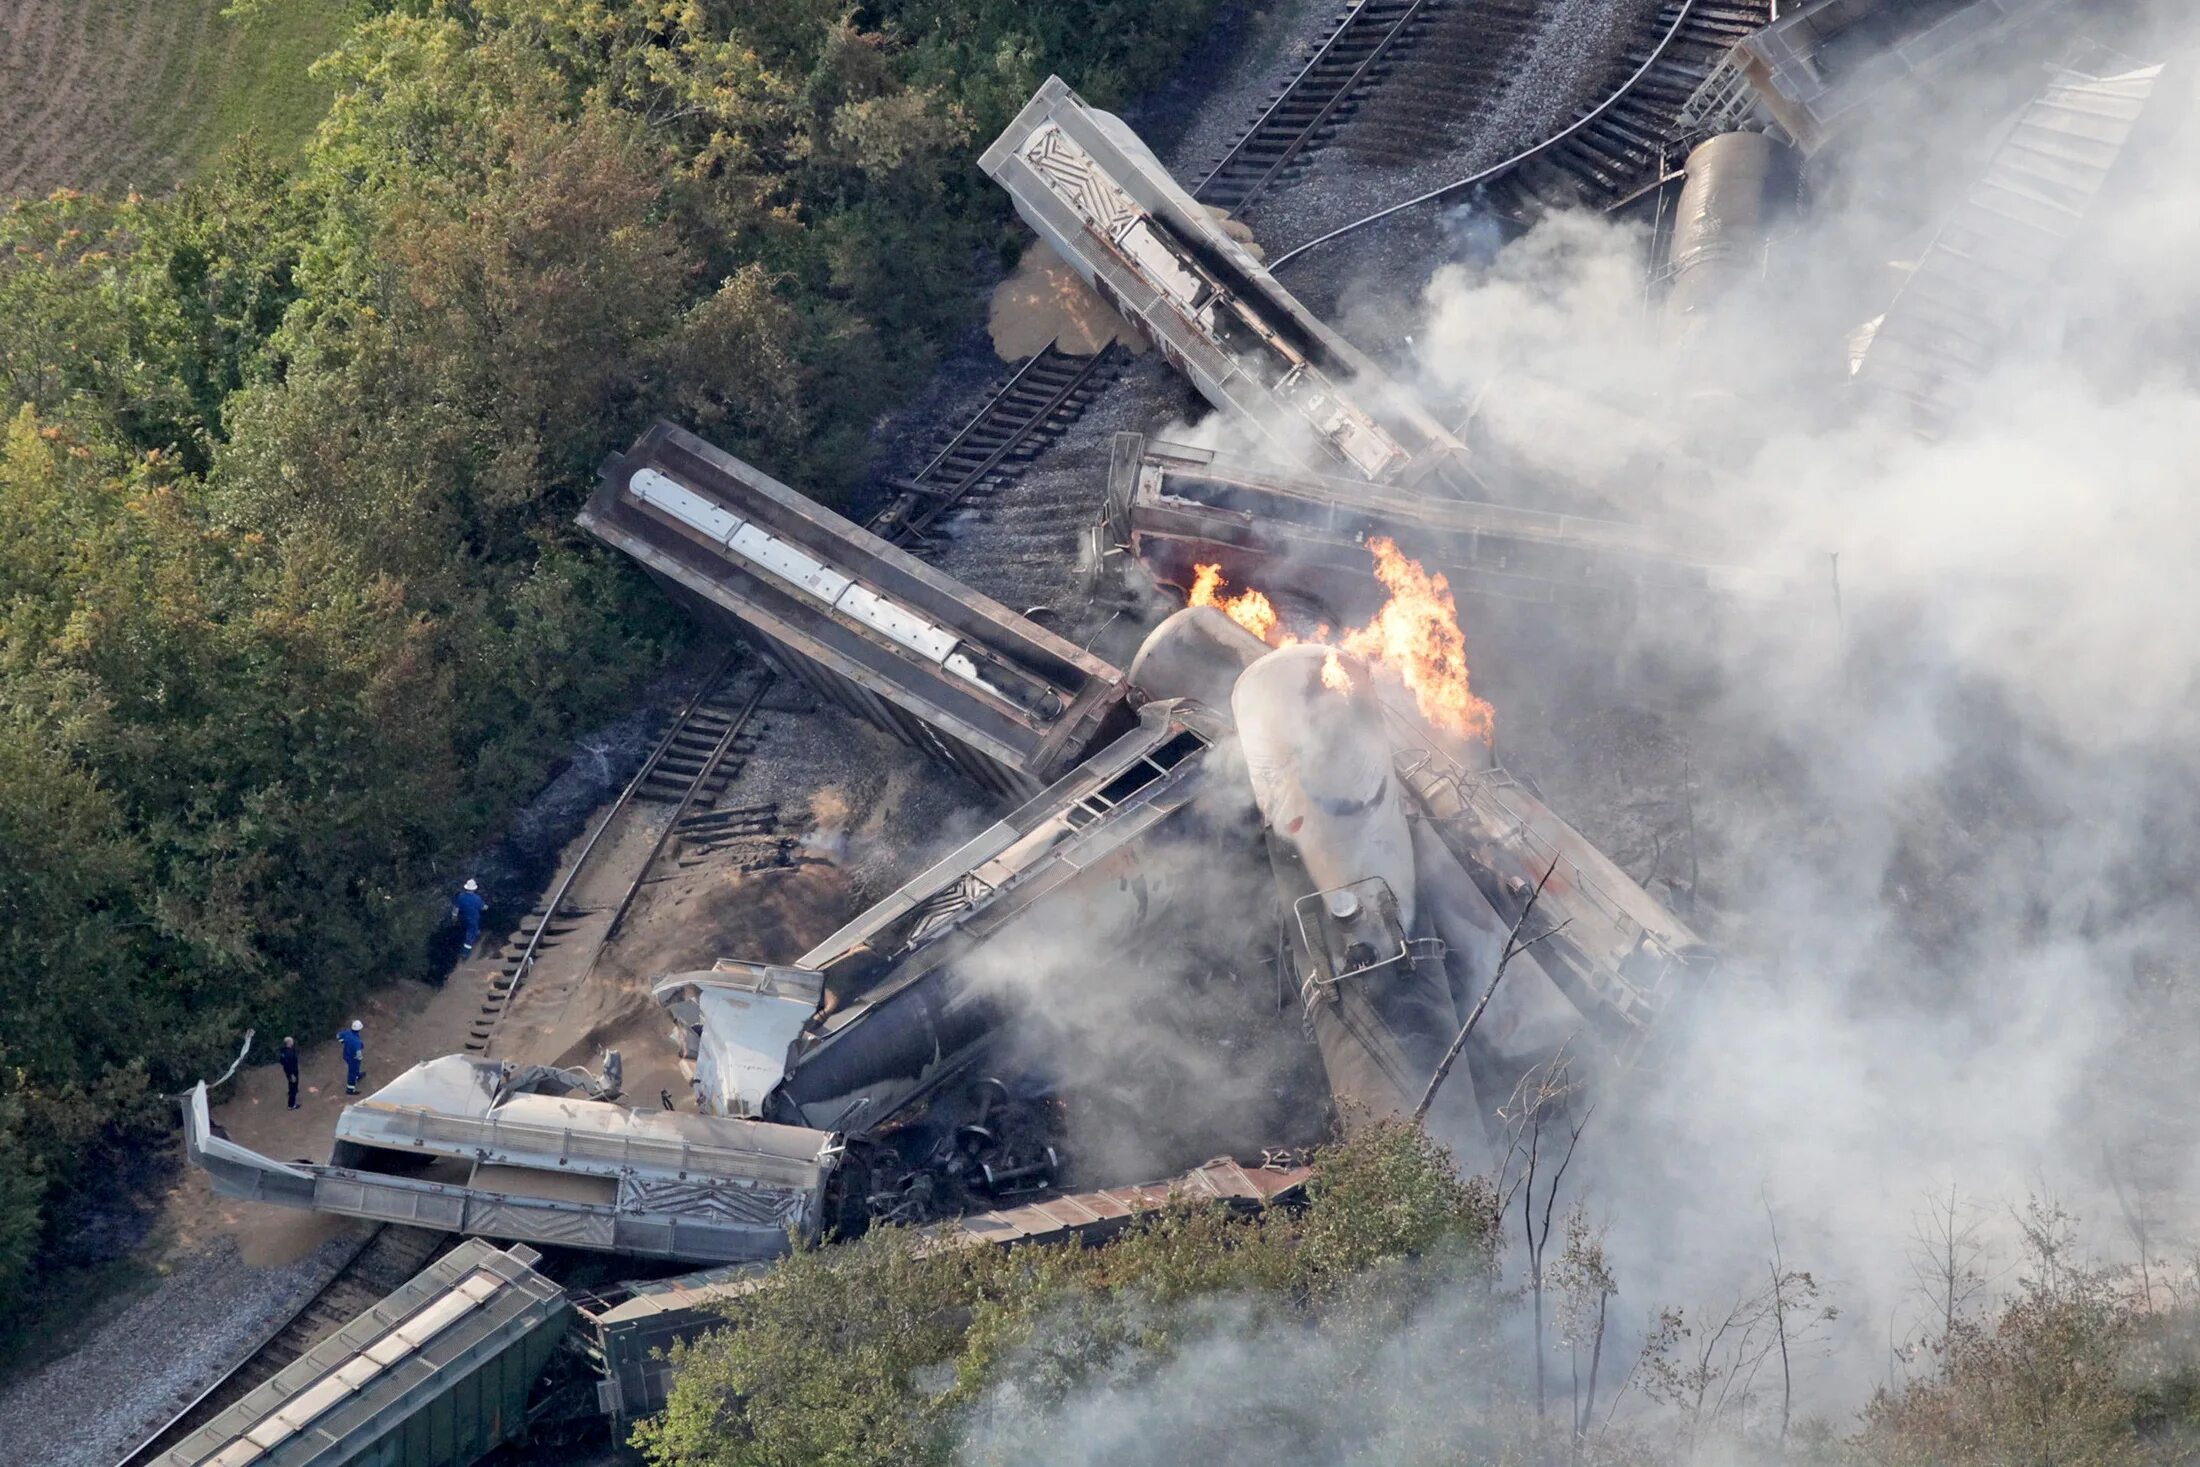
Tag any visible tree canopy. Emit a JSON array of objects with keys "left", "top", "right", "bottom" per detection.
[{"left": 0, "top": 0, "right": 1219, "bottom": 1318}]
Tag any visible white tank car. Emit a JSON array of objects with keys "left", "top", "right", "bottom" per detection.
[
  {"left": 1127, "top": 605, "right": 1265, "bottom": 710},
  {"left": 1232, "top": 642, "right": 1578, "bottom": 1074},
  {"left": 1231, "top": 645, "right": 1423, "bottom": 928},
  {"left": 1408, "top": 821, "right": 1585, "bottom": 1068}
]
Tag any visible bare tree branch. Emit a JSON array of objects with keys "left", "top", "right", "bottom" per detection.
[{"left": 1414, "top": 856, "right": 1567, "bottom": 1125}]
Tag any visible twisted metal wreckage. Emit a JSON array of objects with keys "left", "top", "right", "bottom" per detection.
[
  {"left": 175, "top": 11, "right": 2174, "bottom": 1451},
  {"left": 190, "top": 421, "right": 1711, "bottom": 1262}
]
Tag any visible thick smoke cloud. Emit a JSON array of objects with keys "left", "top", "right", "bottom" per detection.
[
  {"left": 1402, "top": 14, "right": 2200, "bottom": 1418},
  {"left": 953, "top": 6, "right": 2200, "bottom": 1454}
]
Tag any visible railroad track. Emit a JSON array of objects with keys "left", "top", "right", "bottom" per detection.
[
  {"left": 868, "top": 345, "right": 1125, "bottom": 555},
  {"left": 1485, "top": 0, "right": 1772, "bottom": 218},
  {"left": 116, "top": 1226, "right": 449, "bottom": 1465},
  {"left": 1273, "top": 0, "right": 1777, "bottom": 268},
  {"left": 1194, "top": 0, "right": 1442, "bottom": 212},
  {"left": 868, "top": 0, "right": 1453, "bottom": 547},
  {"left": 467, "top": 659, "right": 769, "bottom": 1056},
  {"left": 1342, "top": 0, "right": 1576, "bottom": 169}
]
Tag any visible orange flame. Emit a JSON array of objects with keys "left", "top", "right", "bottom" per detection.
[
  {"left": 1184, "top": 542, "right": 1494, "bottom": 744},
  {"left": 1189, "top": 562, "right": 1280, "bottom": 643}
]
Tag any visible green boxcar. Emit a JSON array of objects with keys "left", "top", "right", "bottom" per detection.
[{"left": 156, "top": 1239, "right": 569, "bottom": 1467}]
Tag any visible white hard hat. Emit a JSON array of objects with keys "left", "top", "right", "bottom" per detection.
[
  {"left": 350, "top": 1020, "right": 363, "bottom": 1031},
  {"left": 463, "top": 877, "right": 479, "bottom": 892}
]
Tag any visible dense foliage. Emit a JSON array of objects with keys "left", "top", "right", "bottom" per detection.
[
  {"left": 634, "top": 1124, "right": 1510, "bottom": 1467},
  {"left": 640, "top": 1121, "right": 2200, "bottom": 1467},
  {"left": 0, "top": 0, "right": 1218, "bottom": 1317}
]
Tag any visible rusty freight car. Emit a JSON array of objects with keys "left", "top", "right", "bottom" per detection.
[{"left": 1100, "top": 432, "right": 1787, "bottom": 618}]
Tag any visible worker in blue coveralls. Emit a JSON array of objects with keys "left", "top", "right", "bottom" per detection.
[
  {"left": 454, "top": 877, "right": 488, "bottom": 957},
  {"left": 341, "top": 1019, "right": 366, "bottom": 1095}
]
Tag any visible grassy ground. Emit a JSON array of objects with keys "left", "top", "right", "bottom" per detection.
[{"left": 0, "top": 0, "right": 355, "bottom": 199}]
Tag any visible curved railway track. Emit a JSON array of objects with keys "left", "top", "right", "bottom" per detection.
[
  {"left": 116, "top": 1226, "right": 449, "bottom": 1466},
  {"left": 1272, "top": 0, "right": 1775, "bottom": 268},
  {"left": 465, "top": 655, "right": 763, "bottom": 1056}
]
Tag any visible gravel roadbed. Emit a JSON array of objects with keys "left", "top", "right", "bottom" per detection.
[{"left": 0, "top": 1225, "right": 368, "bottom": 1467}]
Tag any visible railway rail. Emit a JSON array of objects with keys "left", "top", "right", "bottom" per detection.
[
  {"left": 1194, "top": 0, "right": 1440, "bottom": 211},
  {"left": 115, "top": 1226, "right": 448, "bottom": 1466},
  {"left": 1272, "top": 0, "right": 1776, "bottom": 268},
  {"left": 868, "top": 0, "right": 1452, "bottom": 546},
  {"left": 465, "top": 653, "right": 762, "bottom": 1056}
]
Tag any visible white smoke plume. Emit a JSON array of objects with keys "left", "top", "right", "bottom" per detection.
[
  {"left": 1401, "top": 9, "right": 2200, "bottom": 1423},
  {"left": 947, "top": 5, "right": 2200, "bottom": 1454}
]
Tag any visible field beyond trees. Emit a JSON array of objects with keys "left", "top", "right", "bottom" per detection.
[
  {"left": 0, "top": 0, "right": 1220, "bottom": 1324},
  {"left": 0, "top": 0, "right": 355, "bottom": 198}
]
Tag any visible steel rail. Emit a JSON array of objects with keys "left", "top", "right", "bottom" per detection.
[
  {"left": 900, "top": 352, "right": 1113, "bottom": 528},
  {"left": 499, "top": 648, "right": 737, "bottom": 1008},
  {"left": 1269, "top": 0, "right": 1707, "bottom": 269},
  {"left": 909, "top": 347, "right": 1079, "bottom": 486},
  {"left": 1194, "top": 0, "right": 1435, "bottom": 205},
  {"left": 112, "top": 1227, "right": 445, "bottom": 1466},
  {"left": 603, "top": 679, "right": 770, "bottom": 944},
  {"left": 110, "top": 1233, "right": 381, "bottom": 1466}
]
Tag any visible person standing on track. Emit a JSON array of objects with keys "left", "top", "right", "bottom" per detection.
[
  {"left": 341, "top": 1020, "right": 366, "bottom": 1095},
  {"left": 280, "top": 1036, "right": 301, "bottom": 1109},
  {"left": 453, "top": 877, "right": 488, "bottom": 957}
]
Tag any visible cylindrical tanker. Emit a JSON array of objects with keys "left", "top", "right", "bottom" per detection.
[
  {"left": 1664, "top": 132, "right": 1799, "bottom": 330},
  {"left": 1232, "top": 645, "right": 1425, "bottom": 932},
  {"left": 1127, "top": 605, "right": 1267, "bottom": 712},
  {"left": 1231, "top": 645, "right": 1494, "bottom": 1164}
]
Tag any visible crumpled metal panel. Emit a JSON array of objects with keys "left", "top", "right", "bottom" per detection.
[
  {"left": 1855, "top": 63, "right": 2162, "bottom": 436},
  {"left": 617, "top": 1175, "right": 810, "bottom": 1227}
]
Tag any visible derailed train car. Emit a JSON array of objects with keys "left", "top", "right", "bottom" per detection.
[
  {"left": 1136, "top": 609, "right": 1712, "bottom": 1159},
  {"left": 982, "top": 76, "right": 1467, "bottom": 488},
  {"left": 1100, "top": 432, "right": 1789, "bottom": 616},
  {"left": 186, "top": 1058, "right": 841, "bottom": 1265},
  {"left": 1373, "top": 698, "right": 1716, "bottom": 1064},
  {"left": 656, "top": 698, "right": 1234, "bottom": 1147},
  {"left": 1686, "top": 0, "right": 2078, "bottom": 152},
  {"left": 572, "top": 1157, "right": 1309, "bottom": 1422},
  {"left": 151, "top": 1240, "right": 568, "bottom": 1467},
  {"left": 580, "top": 420, "right": 1132, "bottom": 801}
]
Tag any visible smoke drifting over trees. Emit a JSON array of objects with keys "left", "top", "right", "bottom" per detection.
[{"left": 645, "top": 6, "right": 2200, "bottom": 1462}]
